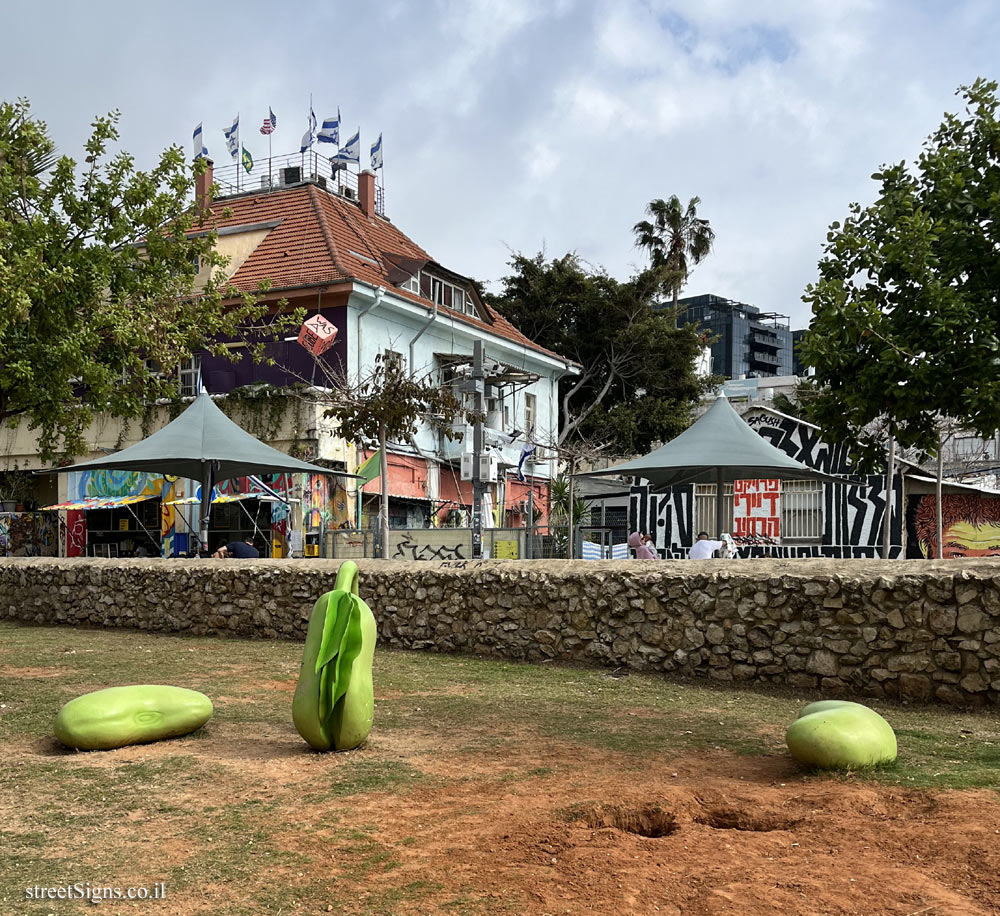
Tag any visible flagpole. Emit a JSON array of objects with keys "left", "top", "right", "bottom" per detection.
[
  {"left": 236, "top": 112, "right": 241, "bottom": 193},
  {"left": 268, "top": 130, "right": 272, "bottom": 191}
]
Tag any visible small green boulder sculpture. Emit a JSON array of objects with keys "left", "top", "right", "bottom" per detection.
[
  {"left": 292, "top": 560, "right": 377, "bottom": 751},
  {"left": 55, "top": 685, "right": 213, "bottom": 751},
  {"left": 786, "top": 700, "right": 897, "bottom": 770}
]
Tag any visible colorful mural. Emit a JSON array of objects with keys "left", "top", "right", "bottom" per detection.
[
  {"left": 0, "top": 512, "right": 58, "bottom": 557},
  {"left": 907, "top": 494, "right": 1000, "bottom": 558}
]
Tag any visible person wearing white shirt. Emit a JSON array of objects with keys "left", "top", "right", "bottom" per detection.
[{"left": 688, "top": 531, "right": 724, "bottom": 559}]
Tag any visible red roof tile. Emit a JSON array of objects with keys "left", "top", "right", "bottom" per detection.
[{"left": 198, "top": 182, "right": 573, "bottom": 366}]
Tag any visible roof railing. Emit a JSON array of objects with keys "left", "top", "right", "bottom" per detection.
[{"left": 209, "top": 150, "right": 384, "bottom": 216}]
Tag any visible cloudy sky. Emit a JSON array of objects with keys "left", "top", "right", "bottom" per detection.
[{"left": 4, "top": 0, "right": 998, "bottom": 328}]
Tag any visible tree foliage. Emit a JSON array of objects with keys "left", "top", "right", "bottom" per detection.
[
  {"left": 800, "top": 79, "right": 1000, "bottom": 469},
  {"left": 486, "top": 252, "right": 715, "bottom": 455},
  {"left": 0, "top": 99, "right": 284, "bottom": 460},
  {"left": 319, "top": 354, "right": 477, "bottom": 447},
  {"left": 633, "top": 195, "right": 715, "bottom": 310}
]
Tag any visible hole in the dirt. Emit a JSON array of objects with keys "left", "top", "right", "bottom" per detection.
[
  {"left": 695, "top": 806, "right": 797, "bottom": 832},
  {"left": 582, "top": 804, "right": 678, "bottom": 838}
]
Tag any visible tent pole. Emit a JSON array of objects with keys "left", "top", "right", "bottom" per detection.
[
  {"left": 715, "top": 466, "right": 725, "bottom": 540},
  {"left": 200, "top": 464, "right": 212, "bottom": 555}
]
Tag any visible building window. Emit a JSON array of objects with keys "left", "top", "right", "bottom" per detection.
[
  {"left": 695, "top": 484, "right": 734, "bottom": 536},
  {"left": 416, "top": 270, "right": 475, "bottom": 316},
  {"left": 179, "top": 356, "right": 201, "bottom": 397},
  {"left": 781, "top": 480, "right": 823, "bottom": 541},
  {"left": 525, "top": 393, "right": 536, "bottom": 432},
  {"left": 383, "top": 350, "right": 404, "bottom": 374}
]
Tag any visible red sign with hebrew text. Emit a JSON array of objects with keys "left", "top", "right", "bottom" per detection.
[{"left": 733, "top": 478, "right": 780, "bottom": 543}]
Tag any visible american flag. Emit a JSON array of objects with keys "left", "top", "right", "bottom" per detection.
[{"left": 260, "top": 108, "right": 277, "bottom": 135}]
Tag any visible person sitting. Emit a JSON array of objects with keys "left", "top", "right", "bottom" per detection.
[
  {"left": 627, "top": 531, "right": 659, "bottom": 559},
  {"left": 689, "top": 531, "right": 724, "bottom": 559},
  {"left": 212, "top": 537, "right": 260, "bottom": 559}
]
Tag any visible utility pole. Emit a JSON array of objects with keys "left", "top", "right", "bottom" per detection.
[
  {"left": 566, "top": 453, "right": 577, "bottom": 560},
  {"left": 882, "top": 435, "right": 895, "bottom": 559},
  {"left": 525, "top": 458, "right": 534, "bottom": 560},
  {"left": 471, "top": 341, "right": 485, "bottom": 559}
]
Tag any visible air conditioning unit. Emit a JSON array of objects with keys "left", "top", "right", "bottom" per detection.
[
  {"left": 310, "top": 173, "right": 327, "bottom": 189},
  {"left": 460, "top": 454, "right": 499, "bottom": 482},
  {"left": 342, "top": 186, "right": 356, "bottom": 201},
  {"left": 280, "top": 166, "right": 302, "bottom": 185},
  {"left": 260, "top": 176, "right": 275, "bottom": 190}
]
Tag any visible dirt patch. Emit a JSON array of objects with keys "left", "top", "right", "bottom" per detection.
[
  {"left": 5, "top": 698, "right": 1000, "bottom": 915},
  {"left": 311, "top": 744, "right": 1000, "bottom": 916},
  {"left": 0, "top": 665, "right": 69, "bottom": 678}
]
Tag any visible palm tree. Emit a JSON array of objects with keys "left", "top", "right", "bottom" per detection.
[{"left": 633, "top": 196, "right": 715, "bottom": 323}]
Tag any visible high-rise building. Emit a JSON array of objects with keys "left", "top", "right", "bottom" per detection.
[{"left": 666, "top": 294, "right": 794, "bottom": 379}]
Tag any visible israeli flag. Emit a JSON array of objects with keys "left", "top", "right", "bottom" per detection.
[
  {"left": 223, "top": 115, "right": 239, "bottom": 161},
  {"left": 370, "top": 132, "right": 383, "bottom": 170},
  {"left": 317, "top": 107, "right": 340, "bottom": 145},
  {"left": 300, "top": 106, "right": 317, "bottom": 153},
  {"left": 517, "top": 427, "right": 535, "bottom": 481},
  {"left": 331, "top": 128, "right": 361, "bottom": 166},
  {"left": 193, "top": 123, "right": 209, "bottom": 160}
]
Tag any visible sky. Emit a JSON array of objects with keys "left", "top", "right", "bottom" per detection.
[{"left": 4, "top": 0, "right": 999, "bottom": 329}]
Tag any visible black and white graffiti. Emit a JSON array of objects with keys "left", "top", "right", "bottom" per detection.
[{"left": 628, "top": 407, "right": 904, "bottom": 558}]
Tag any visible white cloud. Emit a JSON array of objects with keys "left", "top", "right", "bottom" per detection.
[{"left": 3, "top": 0, "right": 999, "bottom": 331}]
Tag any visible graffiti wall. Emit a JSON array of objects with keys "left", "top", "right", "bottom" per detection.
[
  {"left": 630, "top": 486, "right": 693, "bottom": 558},
  {"left": 0, "top": 512, "right": 58, "bottom": 557},
  {"left": 906, "top": 493, "right": 1000, "bottom": 558},
  {"left": 629, "top": 408, "right": 905, "bottom": 558}
]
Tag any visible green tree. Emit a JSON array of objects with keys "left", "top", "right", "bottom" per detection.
[
  {"left": 800, "top": 79, "right": 1000, "bottom": 470},
  {"left": 486, "top": 253, "right": 715, "bottom": 455},
  {"left": 0, "top": 99, "right": 281, "bottom": 461},
  {"left": 633, "top": 195, "right": 715, "bottom": 319}
]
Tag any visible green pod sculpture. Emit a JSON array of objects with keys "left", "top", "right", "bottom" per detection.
[
  {"left": 796, "top": 700, "right": 874, "bottom": 719},
  {"left": 292, "top": 560, "right": 377, "bottom": 751},
  {"left": 786, "top": 702, "right": 897, "bottom": 770},
  {"left": 55, "top": 685, "right": 213, "bottom": 751}
]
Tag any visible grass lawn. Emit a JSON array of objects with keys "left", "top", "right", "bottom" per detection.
[{"left": 1, "top": 620, "right": 998, "bottom": 915}]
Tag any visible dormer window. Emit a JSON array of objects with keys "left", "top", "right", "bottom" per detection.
[{"left": 409, "top": 270, "right": 477, "bottom": 317}]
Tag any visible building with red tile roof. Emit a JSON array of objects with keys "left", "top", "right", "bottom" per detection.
[{"left": 189, "top": 160, "right": 577, "bottom": 543}]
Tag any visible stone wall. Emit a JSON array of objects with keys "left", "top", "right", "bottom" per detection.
[{"left": 2, "top": 558, "right": 998, "bottom": 707}]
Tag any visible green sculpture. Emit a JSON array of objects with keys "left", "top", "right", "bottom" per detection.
[
  {"left": 55, "top": 685, "right": 213, "bottom": 751},
  {"left": 292, "top": 560, "right": 377, "bottom": 751},
  {"left": 786, "top": 700, "right": 897, "bottom": 770}
]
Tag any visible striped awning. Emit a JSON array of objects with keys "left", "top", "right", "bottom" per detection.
[
  {"left": 163, "top": 493, "right": 299, "bottom": 506},
  {"left": 41, "top": 494, "right": 156, "bottom": 511}
]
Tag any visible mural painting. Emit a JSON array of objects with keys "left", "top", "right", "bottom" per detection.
[
  {"left": 2, "top": 512, "right": 58, "bottom": 557},
  {"left": 630, "top": 486, "right": 693, "bottom": 558},
  {"left": 268, "top": 473, "right": 293, "bottom": 557},
  {"left": 629, "top": 408, "right": 906, "bottom": 559},
  {"left": 906, "top": 494, "right": 1000, "bottom": 558}
]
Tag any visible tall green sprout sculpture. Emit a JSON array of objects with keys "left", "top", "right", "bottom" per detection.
[{"left": 292, "top": 560, "right": 377, "bottom": 751}]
